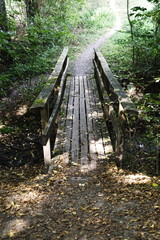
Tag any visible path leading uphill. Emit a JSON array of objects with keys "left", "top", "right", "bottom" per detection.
[{"left": 71, "top": 0, "right": 122, "bottom": 75}]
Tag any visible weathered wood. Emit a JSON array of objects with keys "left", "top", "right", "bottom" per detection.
[
  {"left": 31, "top": 47, "right": 68, "bottom": 110},
  {"left": 84, "top": 77, "right": 98, "bottom": 164},
  {"left": 94, "top": 49, "right": 138, "bottom": 165},
  {"left": 40, "top": 104, "right": 51, "bottom": 166},
  {"left": 31, "top": 47, "right": 69, "bottom": 168},
  {"left": 41, "top": 58, "right": 69, "bottom": 145},
  {"left": 88, "top": 77, "right": 106, "bottom": 157},
  {"left": 94, "top": 59, "right": 122, "bottom": 141},
  {"left": 65, "top": 77, "right": 75, "bottom": 158},
  {"left": 47, "top": 74, "right": 112, "bottom": 168},
  {"left": 80, "top": 76, "right": 88, "bottom": 165},
  {"left": 71, "top": 76, "right": 80, "bottom": 163},
  {"left": 94, "top": 50, "right": 138, "bottom": 117}
]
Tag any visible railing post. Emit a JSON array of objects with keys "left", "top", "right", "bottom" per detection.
[{"left": 41, "top": 103, "right": 51, "bottom": 168}]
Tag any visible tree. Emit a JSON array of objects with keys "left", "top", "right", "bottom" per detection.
[
  {"left": 0, "top": 0, "right": 8, "bottom": 32},
  {"left": 24, "top": 0, "right": 39, "bottom": 21},
  {"left": 0, "top": 0, "right": 13, "bottom": 65},
  {"left": 127, "top": 0, "right": 135, "bottom": 64},
  {"left": 127, "top": 0, "right": 160, "bottom": 74}
]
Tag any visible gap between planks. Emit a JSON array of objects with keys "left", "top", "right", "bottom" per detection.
[{"left": 53, "top": 75, "right": 113, "bottom": 168}]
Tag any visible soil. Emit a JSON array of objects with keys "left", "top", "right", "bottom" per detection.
[
  {"left": 0, "top": 159, "right": 159, "bottom": 240},
  {"left": 0, "top": 0, "right": 159, "bottom": 239}
]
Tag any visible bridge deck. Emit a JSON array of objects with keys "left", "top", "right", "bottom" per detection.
[{"left": 53, "top": 75, "right": 112, "bottom": 170}]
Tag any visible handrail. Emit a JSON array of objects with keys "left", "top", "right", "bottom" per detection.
[
  {"left": 30, "top": 47, "right": 69, "bottom": 169},
  {"left": 42, "top": 58, "right": 69, "bottom": 145},
  {"left": 94, "top": 49, "right": 138, "bottom": 167},
  {"left": 31, "top": 47, "right": 68, "bottom": 109},
  {"left": 94, "top": 50, "right": 137, "bottom": 115}
]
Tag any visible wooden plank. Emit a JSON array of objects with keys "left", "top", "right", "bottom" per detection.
[
  {"left": 97, "top": 116, "right": 113, "bottom": 155},
  {"left": 48, "top": 47, "right": 68, "bottom": 84},
  {"left": 84, "top": 76, "right": 98, "bottom": 168},
  {"left": 79, "top": 76, "right": 88, "bottom": 165},
  {"left": 40, "top": 104, "right": 51, "bottom": 166},
  {"left": 90, "top": 75, "right": 113, "bottom": 158},
  {"left": 41, "top": 58, "right": 69, "bottom": 145},
  {"left": 88, "top": 77, "right": 105, "bottom": 158},
  {"left": 31, "top": 47, "right": 68, "bottom": 109},
  {"left": 64, "top": 77, "right": 75, "bottom": 162},
  {"left": 91, "top": 75, "right": 113, "bottom": 156},
  {"left": 71, "top": 76, "right": 80, "bottom": 163}
]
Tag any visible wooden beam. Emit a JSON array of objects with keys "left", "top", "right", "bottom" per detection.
[
  {"left": 31, "top": 47, "right": 68, "bottom": 110},
  {"left": 40, "top": 104, "right": 51, "bottom": 167},
  {"left": 94, "top": 50, "right": 138, "bottom": 116},
  {"left": 71, "top": 76, "right": 80, "bottom": 163},
  {"left": 79, "top": 76, "right": 88, "bottom": 165},
  {"left": 41, "top": 58, "right": 69, "bottom": 145}
]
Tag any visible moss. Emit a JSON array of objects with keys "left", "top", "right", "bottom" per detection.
[
  {"left": 34, "top": 98, "right": 46, "bottom": 106},
  {"left": 48, "top": 76, "right": 57, "bottom": 83}
]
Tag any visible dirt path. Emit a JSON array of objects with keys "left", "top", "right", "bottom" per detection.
[
  {"left": 0, "top": 159, "right": 159, "bottom": 240},
  {"left": 71, "top": 0, "right": 122, "bottom": 75}
]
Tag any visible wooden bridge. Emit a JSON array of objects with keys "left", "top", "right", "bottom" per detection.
[{"left": 31, "top": 47, "right": 138, "bottom": 171}]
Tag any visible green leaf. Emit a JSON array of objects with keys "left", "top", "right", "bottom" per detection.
[{"left": 152, "top": 183, "right": 158, "bottom": 187}]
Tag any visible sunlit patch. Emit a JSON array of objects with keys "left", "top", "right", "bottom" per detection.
[
  {"left": 121, "top": 173, "right": 151, "bottom": 184},
  {"left": 126, "top": 83, "right": 136, "bottom": 97},
  {"left": 81, "top": 160, "right": 97, "bottom": 173},
  {"left": 2, "top": 218, "right": 29, "bottom": 238},
  {"left": 16, "top": 105, "right": 28, "bottom": 116},
  {"left": 5, "top": 190, "right": 44, "bottom": 207}
]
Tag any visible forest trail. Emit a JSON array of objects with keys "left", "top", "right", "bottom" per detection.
[
  {"left": 71, "top": 0, "right": 122, "bottom": 75},
  {"left": 0, "top": 1, "right": 159, "bottom": 239}
]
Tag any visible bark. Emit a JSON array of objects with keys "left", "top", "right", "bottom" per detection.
[
  {"left": 127, "top": 0, "right": 135, "bottom": 64},
  {"left": 24, "top": 0, "right": 39, "bottom": 21},
  {"left": 0, "top": 0, "right": 8, "bottom": 32}
]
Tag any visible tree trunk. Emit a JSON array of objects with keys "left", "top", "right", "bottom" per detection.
[
  {"left": 0, "top": 0, "right": 13, "bottom": 65},
  {"left": 127, "top": 0, "right": 135, "bottom": 64},
  {"left": 0, "top": 0, "right": 8, "bottom": 32},
  {"left": 24, "top": 0, "right": 39, "bottom": 21}
]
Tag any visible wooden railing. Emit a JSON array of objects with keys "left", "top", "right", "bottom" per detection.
[
  {"left": 31, "top": 47, "right": 69, "bottom": 168},
  {"left": 93, "top": 49, "right": 138, "bottom": 167}
]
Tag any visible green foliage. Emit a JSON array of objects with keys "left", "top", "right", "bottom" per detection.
[
  {"left": 0, "top": 126, "right": 17, "bottom": 134},
  {"left": 0, "top": 0, "right": 86, "bottom": 98},
  {"left": 101, "top": 0, "right": 160, "bottom": 174},
  {"left": 128, "top": 1, "right": 160, "bottom": 74},
  {"left": 80, "top": 7, "right": 114, "bottom": 30}
]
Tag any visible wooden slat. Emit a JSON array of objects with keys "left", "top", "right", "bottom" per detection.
[
  {"left": 84, "top": 77, "right": 98, "bottom": 163},
  {"left": 41, "top": 58, "right": 69, "bottom": 145},
  {"left": 71, "top": 76, "right": 80, "bottom": 163},
  {"left": 90, "top": 75, "right": 113, "bottom": 157},
  {"left": 40, "top": 104, "right": 51, "bottom": 166},
  {"left": 79, "top": 76, "right": 88, "bottom": 165},
  {"left": 88, "top": 77, "right": 105, "bottom": 158},
  {"left": 64, "top": 77, "right": 75, "bottom": 160},
  {"left": 31, "top": 47, "right": 68, "bottom": 109}
]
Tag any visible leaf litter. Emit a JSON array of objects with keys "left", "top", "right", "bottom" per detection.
[{"left": 0, "top": 160, "right": 159, "bottom": 240}]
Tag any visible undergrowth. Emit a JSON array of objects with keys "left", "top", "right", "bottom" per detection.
[{"left": 101, "top": 0, "right": 160, "bottom": 175}]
